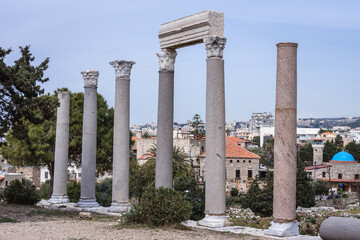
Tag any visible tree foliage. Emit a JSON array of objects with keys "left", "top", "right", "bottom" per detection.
[
  {"left": 344, "top": 140, "right": 360, "bottom": 162},
  {"left": 0, "top": 46, "right": 51, "bottom": 140},
  {"left": 242, "top": 172, "right": 273, "bottom": 217},
  {"left": 191, "top": 114, "right": 204, "bottom": 139},
  {"left": 297, "top": 143, "right": 313, "bottom": 166},
  {"left": 312, "top": 180, "right": 330, "bottom": 196},
  {"left": 2, "top": 178, "right": 40, "bottom": 205},
  {"left": 296, "top": 160, "right": 315, "bottom": 208},
  {"left": 323, "top": 140, "right": 341, "bottom": 162}
]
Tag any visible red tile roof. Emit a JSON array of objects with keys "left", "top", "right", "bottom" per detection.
[
  {"left": 319, "top": 178, "right": 360, "bottom": 183},
  {"left": 138, "top": 153, "right": 155, "bottom": 160},
  {"left": 322, "top": 132, "right": 335, "bottom": 135},
  {"left": 304, "top": 165, "right": 329, "bottom": 170},
  {"left": 200, "top": 137, "right": 260, "bottom": 159}
]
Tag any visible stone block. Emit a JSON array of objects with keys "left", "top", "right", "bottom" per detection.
[
  {"left": 79, "top": 212, "right": 92, "bottom": 220},
  {"left": 319, "top": 217, "right": 360, "bottom": 240},
  {"left": 159, "top": 10, "right": 224, "bottom": 49}
]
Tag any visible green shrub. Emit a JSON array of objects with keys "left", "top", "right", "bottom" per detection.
[
  {"left": 3, "top": 178, "right": 40, "bottom": 205},
  {"left": 230, "top": 188, "right": 239, "bottom": 197},
  {"left": 174, "top": 176, "right": 205, "bottom": 221},
  {"left": 67, "top": 181, "right": 81, "bottom": 203},
  {"left": 96, "top": 178, "right": 112, "bottom": 207},
  {"left": 226, "top": 196, "right": 243, "bottom": 207},
  {"left": 123, "top": 187, "right": 192, "bottom": 226},
  {"left": 312, "top": 180, "right": 330, "bottom": 196},
  {"left": 39, "top": 180, "right": 51, "bottom": 199}
]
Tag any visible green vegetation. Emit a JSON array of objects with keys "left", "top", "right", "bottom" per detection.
[
  {"left": 0, "top": 46, "right": 50, "bottom": 140},
  {"left": 312, "top": 180, "right": 330, "bottom": 196},
  {"left": 297, "top": 143, "right": 313, "bottom": 166},
  {"left": 0, "top": 217, "right": 17, "bottom": 223},
  {"left": 191, "top": 114, "right": 205, "bottom": 139},
  {"left": 123, "top": 187, "right": 192, "bottom": 226},
  {"left": 2, "top": 179, "right": 40, "bottom": 205},
  {"left": 344, "top": 140, "right": 360, "bottom": 162},
  {"left": 96, "top": 178, "right": 112, "bottom": 207},
  {"left": 296, "top": 160, "right": 315, "bottom": 208},
  {"left": 67, "top": 181, "right": 81, "bottom": 203}
]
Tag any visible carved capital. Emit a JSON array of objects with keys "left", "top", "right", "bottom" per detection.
[
  {"left": 81, "top": 70, "right": 99, "bottom": 88},
  {"left": 156, "top": 49, "right": 177, "bottom": 72},
  {"left": 109, "top": 60, "right": 135, "bottom": 79},
  {"left": 203, "top": 36, "right": 227, "bottom": 58}
]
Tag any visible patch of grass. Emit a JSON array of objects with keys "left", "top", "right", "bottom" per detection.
[
  {"left": 348, "top": 207, "right": 360, "bottom": 214},
  {"left": 0, "top": 217, "right": 17, "bottom": 223},
  {"left": 92, "top": 214, "right": 118, "bottom": 222}
]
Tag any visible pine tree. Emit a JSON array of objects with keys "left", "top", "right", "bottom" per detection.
[{"left": 296, "top": 160, "right": 315, "bottom": 208}]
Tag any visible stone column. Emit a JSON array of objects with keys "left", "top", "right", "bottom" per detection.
[
  {"left": 48, "top": 92, "right": 70, "bottom": 204},
  {"left": 155, "top": 48, "right": 177, "bottom": 188},
  {"left": 109, "top": 60, "right": 135, "bottom": 212},
  {"left": 199, "top": 36, "right": 227, "bottom": 228},
  {"left": 266, "top": 42, "right": 299, "bottom": 237},
  {"left": 77, "top": 70, "right": 100, "bottom": 208}
]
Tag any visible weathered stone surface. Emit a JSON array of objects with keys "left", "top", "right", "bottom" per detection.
[
  {"left": 267, "top": 42, "right": 299, "bottom": 237},
  {"left": 49, "top": 92, "right": 70, "bottom": 204},
  {"left": 156, "top": 49, "right": 177, "bottom": 72},
  {"left": 155, "top": 71, "right": 174, "bottom": 188},
  {"left": 204, "top": 36, "right": 226, "bottom": 58},
  {"left": 79, "top": 212, "right": 92, "bottom": 219},
  {"left": 320, "top": 217, "right": 360, "bottom": 240},
  {"left": 159, "top": 10, "right": 224, "bottom": 49},
  {"left": 109, "top": 60, "right": 135, "bottom": 213},
  {"left": 78, "top": 70, "right": 99, "bottom": 208}
]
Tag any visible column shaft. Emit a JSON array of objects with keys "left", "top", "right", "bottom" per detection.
[
  {"left": 109, "top": 60, "right": 135, "bottom": 212},
  {"left": 49, "top": 92, "right": 70, "bottom": 203},
  {"left": 155, "top": 71, "right": 174, "bottom": 188},
  {"left": 205, "top": 58, "right": 226, "bottom": 215},
  {"left": 78, "top": 70, "right": 99, "bottom": 208},
  {"left": 273, "top": 43, "right": 298, "bottom": 222}
]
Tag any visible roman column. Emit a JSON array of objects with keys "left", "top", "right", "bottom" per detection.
[
  {"left": 266, "top": 42, "right": 299, "bottom": 236},
  {"left": 155, "top": 48, "right": 177, "bottom": 188},
  {"left": 48, "top": 92, "right": 70, "bottom": 204},
  {"left": 199, "top": 36, "right": 227, "bottom": 228},
  {"left": 109, "top": 60, "right": 135, "bottom": 212},
  {"left": 77, "top": 70, "right": 100, "bottom": 208}
]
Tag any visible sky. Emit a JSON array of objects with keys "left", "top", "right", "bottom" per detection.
[{"left": 1, "top": 0, "right": 359, "bottom": 124}]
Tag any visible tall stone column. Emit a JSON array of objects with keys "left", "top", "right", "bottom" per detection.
[
  {"left": 48, "top": 92, "right": 70, "bottom": 204},
  {"left": 199, "top": 36, "right": 227, "bottom": 228},
  {"left": 78, "top": 70, "right": 100, "bottom": 208},
  {"left": 109, "top": 60, "right": 135, "bottom": 212},
  {"left": 266, "top": 42, "right": 299, "bottom": 237},
  {"left": 155, "top": 48, "right": 177, "bottom": 188}
]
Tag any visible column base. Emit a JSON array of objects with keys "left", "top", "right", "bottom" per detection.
[
  {"left": 77, "top": 198, "right": 100, "bottom": 208},
  {"left": 198, "top": 215, "right": 226, "bottom": 228},
  {"left": 265, "top": 221, "right": 299, "bottom": 237},
  {"left": 48, "top": 195, "right": 70, "bottom": 204},
  {"left": 108, "top": 202, "right": 130, "bottom": 213}
]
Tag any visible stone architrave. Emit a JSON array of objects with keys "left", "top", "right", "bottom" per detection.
[
  {"left": 159, "top": 10, "right": 224, "bottom": 49},
  {"left": 48, "top": 92, "right": 70, "bottom": 204},
  {"left": 198, "top": 36, "right": 227, "bottom": 228},
  {"left": 155, "top": 49, "right": 177, "bottom": 188},
  {"left": 77, "top": 70, "right": 100, "bottom": 208},
  {"left": 266, "top": 42, "right": 299, "bottom": 237},
  {"left": 109, "top": 60, "right": 135, "bottom": 213}
]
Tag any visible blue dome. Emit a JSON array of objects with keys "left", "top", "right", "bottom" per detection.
[{"left": 331, "top": 151, "right": 355, "bottom": 162}]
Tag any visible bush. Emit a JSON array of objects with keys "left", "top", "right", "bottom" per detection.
[
  {"left": 3, "top": 179, "right": 40, "bottom": 205},
  {"left": 39, "top": 180, "right": 51, "bottom": 199},
  {"left": 226, "top": 196, "right": 243, "bottom": 206},
  {"left": 312, "top": 180, "right": 330, "bottom": 196},
  {"left": 123, "top": 187, "right": 192, "bottom": 226},
  {"left": 67, "top": 181, "right": 81, "bottom": 203},
  {"left": 96, "top": 178, "right": 112, "bottom": 207},
  {"left": 174, "top": 176, "right": 205, "bottom": 221},
  {"left": 242, "top": 178, "right": 272, "bottom": 217},
  {"left": 230, "top": 188, "right": 239, "bottom": 197}
]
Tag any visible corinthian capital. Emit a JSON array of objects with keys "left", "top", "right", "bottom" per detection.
[
  {"left": 156, "top": 49, "right": 177, "bottom": 72},
  {"left": 203, "top": 36, "right": 227, "bottom": 58},
  {"left": 109, "top": 60, "right": 136, "bottom": 79},
  {"left": 81, "top": 70, "right": 99, "bottom": 88}
]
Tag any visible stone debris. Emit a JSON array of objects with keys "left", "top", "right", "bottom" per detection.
[{"left": 79, "top": 212, "right": 92, "bottom": 219}]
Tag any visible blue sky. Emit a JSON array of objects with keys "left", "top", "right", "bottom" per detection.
[{"left": 1, "top": 0, "right": 359, "bottom": 124}]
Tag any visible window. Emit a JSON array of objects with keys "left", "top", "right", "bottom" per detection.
[
  {"left": 236, "top": 170, "right": 240, "bottom": 179},
  {"left": 243, "top": 160, "right": 245, "bottom": 163},
  {"left": 338, "top": 174, "right": 342, "bottom": 179},
  {"left": 248, "top": 170, "right": 253, "bottom": 179},
  {"left": 230, "top": 160, "right": 233, "bottom": 163},
  {"left": 249, "top": 160, "right": 251, "bottom": 163},
  {"left": 322, "top": 172, "right": 326, "bottom": 178},
  {"left": 355, "top": 174, "right": 359, "bottom": 180},
  {"left": 237, "top": 160, "right": 239, "bottom": 163},
  {"left": 78, "top": 173, "right": 82, "bottom": 177},
  {"left": 45, "top": 172, "right": 49, "bottom": 179},
  {"left": 5, "top": 181, "right": 8, "bottom": 186}
]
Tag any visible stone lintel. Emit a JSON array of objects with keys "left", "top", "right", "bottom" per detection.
[{"left": 159, "top": 10, "right": 224, "bottom": 49}]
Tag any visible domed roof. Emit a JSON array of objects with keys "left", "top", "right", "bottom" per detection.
[{"left": 331, "top": 151, "right": 355, "bottom": 162}]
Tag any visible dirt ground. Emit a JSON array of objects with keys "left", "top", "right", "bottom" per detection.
[{"left": 0, "top": 205, "right": 273, "bottom": 240}]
